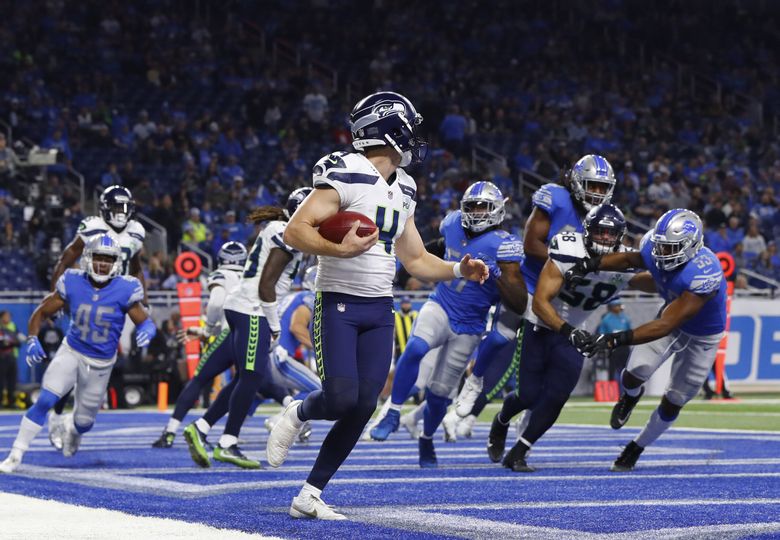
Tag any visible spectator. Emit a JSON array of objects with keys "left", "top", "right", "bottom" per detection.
[
  {"left": 597, "top": 298, "right": 632, "bottom": 383},
  {"left": 647, "top": 172, "right": 673, "bottom": 203},
  {"left": 100, "top": 163, "right": 122, "bottom": 188},
  {"left": 133, "top": 110, "right": 157, "bottom": 141},
  {"left": 0, "top": 134, "right": 17, "bottom": 179},
  {"left": 0, "top": 311, "right": 21, "bottom": 408},
  {"left": 705, "top": 223, "right": 730, "bottom": 254},
  {"left": 742, "top": 221, "right": 767, "bottom": 257},
  {"left": 182, "top": 207, "right": 209, "bottom": 245},
  {"left": 439, "top": 105, "right": 468, "bottom": 156},
  {"left": 302, "top": 85, "right": 328, "bottom": 124},
  {"left": 725, "top": 216, "right": 745, "bottom": 250}
]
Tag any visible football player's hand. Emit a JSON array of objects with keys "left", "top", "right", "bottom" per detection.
[
  {"left": 25, "top": 337, "right": 46, "bottom": 367},
  {"left": 563, "top": 256, "right": 601, "bottom": 291},
  {"left": 269, "top": 330, "right": 281, "bottom": 352},
  {"left": 178, "top": 326, "right": 205, "bottom": 344},
  {"left": 568, "top": 328, "right": 594, "bottom": 355},
  {"left": 339, "top": 220, "right": 379, "bottom": 258},
  {"left": 583, "top": 330, "right": 633, "bottom": 357},
  {"left": 135, "top": 319, "right": 157, "bottom": 348},
  {"left": 459, "top": 254, "right": 489, "bottom": 284}
]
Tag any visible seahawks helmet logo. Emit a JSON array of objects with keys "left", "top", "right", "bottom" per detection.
[{"left": 373, "top": 101, "right": 407, "bottom": 118}]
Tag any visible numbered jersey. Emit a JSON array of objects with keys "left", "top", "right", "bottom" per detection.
[
  {"left": 56, "top": 269, "right": 144, "bottom": 361},
  {"left": 527, "top": 231, "right": 634, "bottom": 329},
  {"left": 521, "top": 183, "right": 584, "bottom": 295},
  {"left": 77, "top": 216, "right": 146, "bottom": 276},
  {"left": 206, "top": 265, "right": 242, "bottom": 327},
  {"left": 313, "top": 151, "right": 417, "bottom": 297},
  {"left": 639, "top": 231, "right": 727, "bottom": 336},
  {"left": 428, "top": 210, "right": 525, "bottom": 334},
  {"left": 278, "top": 290, "right": 315, "bottom": 356},
  {"left": 224, "top": 221, "right": 301, "bottom": 316}
]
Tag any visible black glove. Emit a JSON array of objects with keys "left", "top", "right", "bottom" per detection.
[
  {"left": 559, "top": 322, "right": 593, "bottom": 355},
  {"left": 563, "top": 255, "right": 602, "bottom": 291},
  {"left": 582, "top": 330, "right": 634, "bottom": 357}
]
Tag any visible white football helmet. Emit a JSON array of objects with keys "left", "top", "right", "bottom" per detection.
[
  {"left": 82, "top": 233, "right": 122, "bottom": 283},
  {"left": 460, "top": 181, "right": 506, "bottom": 233}
]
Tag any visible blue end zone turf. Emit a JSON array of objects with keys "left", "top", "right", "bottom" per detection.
[{"left": 1, "top": 412, "right": 779, "bottom": 539}]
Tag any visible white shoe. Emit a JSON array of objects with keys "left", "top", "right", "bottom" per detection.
[
  {"left": 0, "top": 449, "right": 23, "bottom": 473},
  {"left": 48, "top": 411, "right": 64, "bottom": 450},
  {"left": 515, "top": 409, "right": 531, "bottom": 441},
  {"left": 442, "top": 409, "right": 459, "bottom": 443},
  {"left": 455, "top": 374, "right": 483, "bottom": 417},
  {"left": 456, "top": 414, "right": 476, "bottom": 439},
  {"left": 62, "top": 414, "right": 82, "bottom": 458},
  {"left": 289, "top": 492, "right": 346, "bottom": 520},
  {"left": 399, "top": 411, "right": 420, "bottom": 439},
  {"left": 264, "top": 410, "right": 284, "bottom": 433},
  {"left": 266, "top": 400, "right": 303, "bottom": 467}
]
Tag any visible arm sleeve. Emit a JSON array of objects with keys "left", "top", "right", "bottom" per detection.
[
  {"left": 55, "top": 273, "right": 68, "bottom": 300},
  {"left": 531, "top": 184, "right": 556, "bottom": 213},
  {"left": 126, "top": 278, "right": 145, "bottom": 307},
  {"left": 206, "top": 285, "right": 227, "bottom": 329}
]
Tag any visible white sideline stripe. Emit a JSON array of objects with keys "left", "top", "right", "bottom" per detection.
[
  {"left": 348, "top": 505, "right": 780, "bottom": 540},
  {"left": 0, "top": 492, "right": 279, "bottom": 539},
  {"left": 12, "top": 467, "right": 780, "bottom": 498},
  {"left": 394, "top": 497, "right": 780, "bottom": 511}
]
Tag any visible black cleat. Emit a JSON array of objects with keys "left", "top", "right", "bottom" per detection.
[
  {"left": 152, "top": 431, "right": 175, "bottom": 448},
  {"left": 610, "top": 388, "right": 644, "bottom": 429},
  {"left": 502, "top": 441, "right": 535, "bottom": 472},
  {"left": 487, "top": 413, "right": 509, "bottom": 463},
  {"left": 611, "top": 441, "right": 644, "bottom": 472}
]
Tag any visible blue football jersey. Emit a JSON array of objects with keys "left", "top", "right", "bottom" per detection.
[
  {"left": 278, "top": 290, "right": 315, "bottom": 356},
  {"left": 429, "top": 210, "right": 525, "bottom": 334},
  {"left": 521, "top": 183, "right": 584, "bottom": 294},
  {"left": 56, "top": 269, "right": 144, "bottom": 359},
  {"left": 639, "top": 233, "right": 727, "bottom": 336}
]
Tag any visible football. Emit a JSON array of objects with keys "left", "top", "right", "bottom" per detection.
[{"left": 318, "top": 211, "right": 378, "bottom": 244}]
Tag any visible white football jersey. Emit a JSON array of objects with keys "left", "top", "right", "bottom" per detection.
[
  {"left": 77, "top": 216, "right": 146, "bottom": 275},
  {"left": 206, "top": 265, "right": 242, "bottom": 327},
  {"left": 313, "top": 151, "right": 417, "bottom": 297},
  {"left": 224, "top": 220, "right": 301, "bottom": 315},
  {"left": 528, "top": 231, "right": 634, "bottom": 329}
]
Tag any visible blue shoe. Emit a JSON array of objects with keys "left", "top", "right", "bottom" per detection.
[
  {"left": 370, "top": 409, "right": 400, "bottom": 441},
  {"left": 419, "top": 437, "right": 438, "bottom": 468}
]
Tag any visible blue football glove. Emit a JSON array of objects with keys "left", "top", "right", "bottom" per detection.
[
  {"left": 25, "top": 336, "right": 47, "bottom": 367},
  {"left": 135, "top": 319, "right": 157, "bottom": 348}
]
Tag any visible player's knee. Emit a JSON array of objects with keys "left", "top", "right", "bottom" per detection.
[
  {"left": 659, "top": 396, "right": 683, "bottom": 421},
  {"left": 400, "top": 336, "right": 430, "bottom": 364},
  {"left": 621, "top": 369, "right": 644, "bottom": 390},
  {"left": 427, "top": 381, "right": 455, "bottom": 400},
  {"left": 322, "top": 380, "right": 359, "bottom": 418},
  {"left": 74, "top": 419, "right": 94, "bottom": 434},
  {"left": 26, "top": 389, "right": 60, "bottom": 425}
]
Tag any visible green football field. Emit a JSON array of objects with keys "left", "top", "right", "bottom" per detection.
[{"left": 473, "top": 393, "right": 780, "bottom": 432}]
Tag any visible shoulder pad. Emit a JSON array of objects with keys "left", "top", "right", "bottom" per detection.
[
  {"left": 531, "top": 184, "right": 560, "bottom": 212},
  {"left": 78, "top": 216, "right": 108, "bottom": 237},
  {"left": 496, "top": 236, "right": 525, "bottom": 262},
  {"left": 208, "top": 271, "right": 225, "bottom": 285},
  {"left": 119, "top": 275, "right": 145, "bottom": 305},
  {"left": 313, "top": 152, "right": 379, "bottom": 186},
  {"left": 549, "top": 231, "right": 587, "bottom": 263},
  {"left": 687, "top": 273, "right": 722, "bottom": 295},
  {"left": 127, "top": 220, "right": 146, "bottom": 238}
]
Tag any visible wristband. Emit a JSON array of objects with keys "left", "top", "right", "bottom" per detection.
[
  {"left": 260, "top": 300, "right": 281, "bottom": 333},
  {"left": 586, "top": 255, "right": 603, "bottom": 272},
  {"left": 612, "top": 329, "right": 634, "bottom": 348},
  {"left": 452, "top": 262, "right": 463, "bottom": 279},
  {"left": 558, "top": 322, "right": 575, "bottom": 336}
]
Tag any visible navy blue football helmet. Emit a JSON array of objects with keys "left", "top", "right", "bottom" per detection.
[
  {"left": 350, "top": 91, "right": 426, "bottom": 167},
  {"left": 583, "top": 203, "right": 626, "bottom": 255},
  {"left": 100, "top": 185, "right": 135, "bottom": 231},
  {"left": 217, "top": 241, "right": 247, "bottom": 270},
  {"left": 285, "top": 187, "right": 313, "bottom": 219}
]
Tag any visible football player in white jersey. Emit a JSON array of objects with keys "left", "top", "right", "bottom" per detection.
[
  {"left": 183, "top": 188, "right": 312, "bottom": 469},
  {"left": 151, "top": 241, "right": 247, "bottom": 448},
  {"left": 488, "top": 204, "right": 656, "bottom": 472},
  {"left": 265, "top": 91, "right": 488, "bottom": 520},
  {"left": 47, "top": 185, "right": 146, "bottom": 446}
]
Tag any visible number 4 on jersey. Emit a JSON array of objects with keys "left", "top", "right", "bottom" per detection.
[{"left": 375, "top": 206, "right": 399, "bottom": 254}]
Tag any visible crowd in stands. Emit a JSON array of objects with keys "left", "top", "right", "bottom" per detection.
[{"left": 0, "top": 0, "right": 777, "bottom": 292}]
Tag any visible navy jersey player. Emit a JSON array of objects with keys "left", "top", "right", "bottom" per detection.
[
  {"left": 566, "top": 208, "right": 727, "bottom": 471},
  {"left": 0, "top": 234, "right": 155, "bottom": 473},
  {"left": 151, "top": 241, "right": 247, "bottom": 448},
  {"left": 455, "top": 154, "right": 617, "bottom": 418},
  {"left": 267, "top": 91, "right": 488, "bottom": 520},
  {"left": 182, "top": 188, "right": 312, "bottom": 470},
  {"left": 370, "top": 183, "right": 527, "bottom": 458},
  {"left": 488, "top": 204, "right": 655, "bottom": 472}
]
